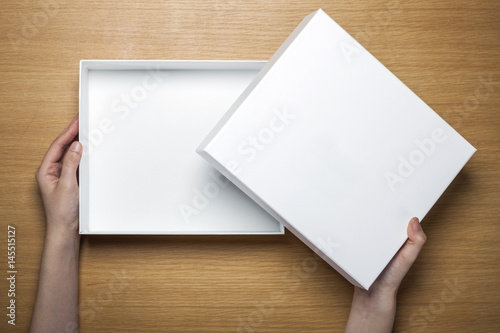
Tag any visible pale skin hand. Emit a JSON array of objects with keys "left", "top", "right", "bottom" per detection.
[
  {"left": 30, "top": 114, "right": 82, "bottom": 333},
  {"left": 345, "top": 217, "right": 427, "bottom": 333}
]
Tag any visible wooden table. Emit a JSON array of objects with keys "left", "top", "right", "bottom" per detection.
[{"left": 1, "top": 1, "right": 499, "bottom": 332}]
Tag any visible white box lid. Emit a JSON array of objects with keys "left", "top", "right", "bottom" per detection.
[{"left": 197, "top": 10, "right": 476, "bottom": 288}]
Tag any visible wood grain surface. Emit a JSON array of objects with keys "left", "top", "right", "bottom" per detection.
[{"left": 1, "top": 0, "right": 499, "bottom": 332}]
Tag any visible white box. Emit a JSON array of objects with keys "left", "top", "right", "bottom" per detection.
[
  {"left": 197, "top": 10, "right": 476, "bottom": 289},
  {"left": 79, "top": 60, "right": 284, "bottom": 234}
]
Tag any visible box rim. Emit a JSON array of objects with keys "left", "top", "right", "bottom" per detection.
[{"left": 79, "top": 59, "right": 284, "bottom": 235}]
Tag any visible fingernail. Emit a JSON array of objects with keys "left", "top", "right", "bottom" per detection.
[
  {"left": 70, "top": 141, "right": 81, "bottom": 152},
  {"left": 412, "top": 218, "right": 421, "bottom": 231}
]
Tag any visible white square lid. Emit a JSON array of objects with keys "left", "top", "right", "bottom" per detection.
[{"left": 197, "top": 10, "right": 476, "bottom": 288}]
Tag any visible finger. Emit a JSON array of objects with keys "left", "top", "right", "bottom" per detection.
[
  {"left": 40, "top": 115, "right": 79, "bottom": 169},
  {"left": 397, "top": 217, "right": 427, "bottom": 272},
  {"left": 407, "top": 217, "right": 427, "bottom": 249},
  {"left": 59, "top": 141, "right": 82, "bottom": 187}
]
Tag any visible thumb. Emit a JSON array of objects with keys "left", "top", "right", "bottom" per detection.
[
  {"left": 398, "top": 217, "right": 427, "bottom": 272},
  {"left": 60, "top": 141, "right": 82, "bottom": 185},
  {"left": 407, "top": 217, "right": 427, "bottom": 249}
]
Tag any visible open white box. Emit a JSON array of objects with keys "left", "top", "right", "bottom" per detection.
[{"left": 79, "top": 60, "right": 284, "bottom": 234}]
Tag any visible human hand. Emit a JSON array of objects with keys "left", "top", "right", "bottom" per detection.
[
  {"left": 359, "top": 217, "right": 427, "bottom": 298},
  {"left": 35, "top": 114, "right": 82, "bottom": 237},
  {"left": 31, "top": 115, "right": 82, "bottom": 333},
  {"left": 345, "top": 217, "right": 427, "bottom": 333}
]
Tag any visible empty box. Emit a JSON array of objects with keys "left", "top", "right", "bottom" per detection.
[{"left": 79, "top": 60, "right": 284, "bottom": 234}]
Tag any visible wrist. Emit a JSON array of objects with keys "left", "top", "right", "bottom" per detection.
[
  {"left": 45, "top": 222, "right": 80, "bottom": 248},
  {"left": 345, "top": 288, "right": 397, "bottom": 333},
  {"left": 351, "top": 286, "right": 397, "bottom": 313},
  {"left": 40, "top": 221, "right": 81, "bottom": 276}
]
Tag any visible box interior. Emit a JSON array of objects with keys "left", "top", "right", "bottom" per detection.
[{"left": 79, "top": 60, "right": 284, "bottom": 234}]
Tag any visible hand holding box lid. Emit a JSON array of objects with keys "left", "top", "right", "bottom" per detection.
[{"left": 197, "top": 9, "right": 476, "bottom": 289}]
